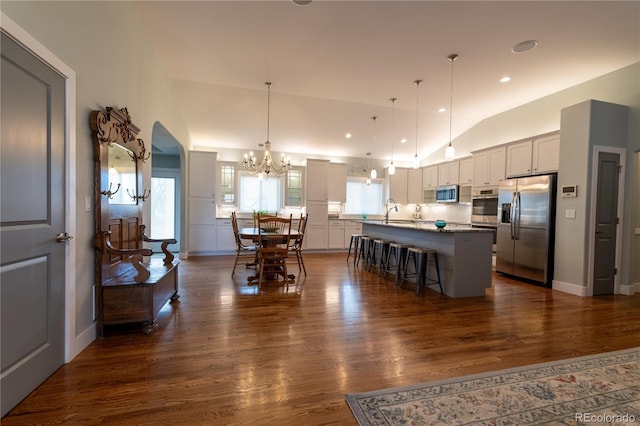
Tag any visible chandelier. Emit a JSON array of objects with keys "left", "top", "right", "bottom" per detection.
[{"left": 243, "top": 82, "right": 291, "bottom": 179}]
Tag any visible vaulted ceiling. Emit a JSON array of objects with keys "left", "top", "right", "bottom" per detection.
[{"left": 135, "top": 1, "right": 639, "bottom": 165}]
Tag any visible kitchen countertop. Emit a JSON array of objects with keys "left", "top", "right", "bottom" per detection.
[{"left": 357, "top": 220, "right": 487, "bottom": 233}]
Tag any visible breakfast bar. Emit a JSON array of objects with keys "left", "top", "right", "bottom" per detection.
[{"left": 360, "top": 221, "right": 493, "bottom": 298}]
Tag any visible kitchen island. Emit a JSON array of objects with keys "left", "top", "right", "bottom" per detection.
[{"left": 360, "top": 221, "right": 493, "bottom": 298}]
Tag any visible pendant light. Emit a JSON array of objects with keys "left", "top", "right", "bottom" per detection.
[
  {"left": 366, "top": 152, "right": 372, "bottom": 185},
  {"left": 370, "top": 116, "right": 378, "bottom": 180},
  {"left": 413, "top": 80, "right": 422, "bottom": 169},
  {"left": 388, "top": 98, "right": 397, "bottom": 176},
  {"left": 445, "top": 54, "right": 458, "bottom": 160}
]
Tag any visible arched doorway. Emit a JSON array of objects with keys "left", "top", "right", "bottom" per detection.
[{"left": 150, "top": 122, "right": 185, "bottom": 255}]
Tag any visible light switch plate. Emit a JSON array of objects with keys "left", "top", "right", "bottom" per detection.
[
  {"left": 565, "top": 209, "right": 576, "bottom": 219},
  {"left": 85, "top": 196, "right": 92, "bottom": 212}
]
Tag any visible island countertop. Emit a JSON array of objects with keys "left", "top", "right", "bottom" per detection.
[
  {"left": 360, "top": 221, "right": 493, "bottom": 298},
  {"left": 357, "top": 220, "right": 492, "bottom": 233}
]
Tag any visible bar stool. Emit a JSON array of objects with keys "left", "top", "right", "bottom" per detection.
[
  {"left": 347, "top": 233, "right": 366, "bottom": 265},
  {"left": 356, "top": 236, "right": 371, "bottom": 268},
  {"left": 402, "top": 247, "right": 443, "bottom": 295},
  {"left": 383, "top": 242, "right": 410, "bottom": 285},
  {"left": 369, "top": 239, "right": 391, "bottom": 275}
]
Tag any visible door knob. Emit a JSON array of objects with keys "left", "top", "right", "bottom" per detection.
[{"left": 56, "top": 232, "right": 74, "bottom": 243}]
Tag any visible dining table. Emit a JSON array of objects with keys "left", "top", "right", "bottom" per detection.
[{"left": 238, "top": 227, "right": 302, "bottom": 285}]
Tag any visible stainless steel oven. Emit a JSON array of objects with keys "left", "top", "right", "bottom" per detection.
[{"left": 471, "top": 187, "right": 498, "bottom": 252}]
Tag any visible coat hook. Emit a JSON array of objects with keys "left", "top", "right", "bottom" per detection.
[
  {"left": 136, "top": 139, "right": 151, "bottom": 162},
  {"left": 138, "top": 188, "right": 151, "bottom": 201},
  {"left": 101, "top": 182, "right": 120, "bottom": 199},
  {"left": 126, "top": 188, "right": 137, "bottom": 201}
]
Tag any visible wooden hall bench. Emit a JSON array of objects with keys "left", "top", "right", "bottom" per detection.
[{"left": 91, "top": 107, "right": 179, "bottom": 336}]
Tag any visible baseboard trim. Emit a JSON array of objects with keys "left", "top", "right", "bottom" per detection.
[
  {"left": 68, "top": 323, "right": 96, "bottom": 362},
  {"left": 620, "top": 282, "right": 640, "bottom": 295},
  {"left": 552, "top": 279, "right": 588, "bottom": 296}
]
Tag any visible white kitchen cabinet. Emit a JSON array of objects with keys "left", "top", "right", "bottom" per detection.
[
  {"left": 387, "top": 167, "right": 408, "bottom": 204},
  {"left": 458, "top": 157, "right": 474, "bottom": 186},
  {"left": 532, "top": 135, "right": 560, "bottom": 174},
  {"left": 306, "top": 159, "right": 329, "bottom": 201},
  {"left": 506, "top": 134, "right": 560, "bottom": 177},
  {"left": 407, "top": 168, "right": 423, "bottom": 204},
  {"left": 215, "top": 218, "right": 236, "bottom": 251},
  {"left": 217, "top": 161, "right": 236, "bottom": 205},
  {"left": 506, "top": 140, "right": 534, "bottom": 177},
  {"left": 422, "top": 165, "right": 438, "bottom": 189},
  {"left": 285, "top": 166, "right": 305, "bottom": 206},
  {"left": 188, "top": 151, "right": 217, "bottom": 254},
  {"left": 438, "top": 161, "right": 460, "bottom": 185},
  {"left": 189, "top": 151, "right": 217, "bottom": 198},
  {"left": 328, "top": 163, "right": 347, "bottom": 203},
  {"left": 473, "top": 147, "right": 506, "bottom": 187},
  {"left": 305, "top": 200, "right": 328, "bottom": 249},
  {"left": 328, "top": 220, "right": 345, "bottom": 248}
]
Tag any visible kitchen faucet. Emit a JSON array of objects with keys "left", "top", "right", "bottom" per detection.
[{"left": 384, "top": 198, "right": 398, "bottom": 223}]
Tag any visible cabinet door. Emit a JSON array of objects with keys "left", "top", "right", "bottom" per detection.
[
  {"left": 388, "top": 168, "right": 408, "bottom": 204},
  {"left": 438, "top": 161, "right": 459, "bottom": 185},
  {"left": 218, "top": 162, "right": 236, "bottom": 205},
  {"left": 459, "top": 157, "right": 474, "bottom": 185},
  {"left": 344, "top": 224, "right": 362, "bottom": 248},
  {"left": 506, "top": 140, "right": 533, "bottom": 177},
  {"left": 189, "top": 151, "right": 217, "bottom": 198},
  {"left": 305, "top": 226, "right": 328, "bottom": 249},
  {"left": 189, "top": 198, "right": 216, "bottom": 225},
  {"left": 473, "top": 152, "right": 490, "bottom": 187},
  {"left": 188, "top": 225, "right": 216, "bottom": 252},
  {"left": 306, "top": 200, "right": 328, "bottom": 226},
  {"left": 407, "top": 168, "right": 423, "bottom": 204},
  {"left": 285, "top": 166, "right": 305, "bottom": 206},
  {"left": 215, "top": 220, "right": 236, "bottom": 251},
  {"left": 306, "top": 159, "right": 329, "bottom": 201},
  {"left": 422, "top": 166, "right": 438, "bottom": 189},
  {"left": 328, "top": 220, "right": 345, "bottom": 248},
  {"left": 532, "top": 135, "right": 560, "bottom": 174},
  {"left": 328, "top": 163, "right": 347, "bottom": 202},
  {"left": 488, "top": 147, "right": 506, "bottom": 185}
]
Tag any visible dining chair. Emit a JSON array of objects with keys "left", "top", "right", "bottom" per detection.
[
  {"left": 256, "top": 214, "right": 293, "bottom": 289},
  {"left": 288, "top": 214, "right": 308, "bottom": 276},
  {"left": 231, "top": 211, "right": 257, "bottom": 277}
]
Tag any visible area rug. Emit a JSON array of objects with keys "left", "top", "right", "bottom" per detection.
[{"left": 346, "top": 347, "right": 640, "bottom": 425}]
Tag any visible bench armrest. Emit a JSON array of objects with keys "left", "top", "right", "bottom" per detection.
[
  {"left": 100, "top": 231, "right": 153, "bottom": 283},
  {"left": 140, "top": 225, "right": 176, "bottom": 265}
]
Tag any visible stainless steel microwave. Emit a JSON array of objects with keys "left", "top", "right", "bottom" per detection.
[{"left": 435, "top": 184, "right": 459, "bottom": 203}]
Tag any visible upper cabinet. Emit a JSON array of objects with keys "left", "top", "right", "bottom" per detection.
[
  {"left": 458, "top": 157, "right": 474, "bottom": 186},
  {"left": 473, "top": 147, "right": 506, "bottom": 187},
  {"left": 506, "top": 133, "right": 560, "bottom": 178},
  {"left": 306, "top": 159, "right": 329, "bottom": 201},
  {"left": 285, "top": 166, "right": 305, "bottom": 206},
  {"left": 438, "top": 161, "right": 459, "bottom": 186},
  {"left": 387, "top": 167, "right": 408, "bottom": 204},
  {"left": 422, "top": 165, "right": 438, "bottom": 189},
  {"left": 407, "top": 168, "right": 423, "bottom": 204},
  {"left": 328, "top": 162, "right": 347, "bottom": 203},
  {"left": 189, "top": 151, "right": 217, "bottom": 199},
  {"left": 218, "top": 161, "right": 236, "bottom": 205}
]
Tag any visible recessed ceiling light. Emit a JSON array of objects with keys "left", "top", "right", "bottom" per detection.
[
  {"left": 512, "top": 40, "right": 538, "bottom": 53},
  {"left": 345, "top": 133, "right": 352, "bottom": 139},
  {"left": 500, "top": 76, "right": 511, "bottom": 83},
  {"left": 400, "top": 138, "right": 407, "bottom": 143},
  {"left": 438, "top": 107, "right": 446, "bottom": 113},
  {"left": 293, "top": 0, "right": 312, "bottom": 5}
]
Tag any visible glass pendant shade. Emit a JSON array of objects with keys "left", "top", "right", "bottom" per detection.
[
  {"left": 445, "top": 144, "right": 455, "bottom": 160},
  {"left": 366, "top": 177, "right": 372, "bottom": 185},
  {"left": 370, "top": 168, "right": 377, "bottom": 179},
  {"left": 413, "top": 154, "right": 420, "bottom": 169},
  {"left": 388, "top": 162, "right": 396, "bottom": 176}
]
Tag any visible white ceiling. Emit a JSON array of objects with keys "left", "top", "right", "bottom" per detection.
[{"left": 134, "top": 1, "right": 639, "bottom": 165}]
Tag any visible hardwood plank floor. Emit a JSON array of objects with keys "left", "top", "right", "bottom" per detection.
[{"left": 4, "top": 253, "right": 640, "bottom": 425}]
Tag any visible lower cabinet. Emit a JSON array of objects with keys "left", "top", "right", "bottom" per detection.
[
  {"left": 188, "top": 225, "right": 216, "bottom": 253},
  {"left": 344, "top": 223, "right": 363, "bottom": 248},
  {"left": 328, "top": 220, "right": 345, "bottom": 249},
  {"left": 305, "top": 225, "right": 328, "bottom": 249},
  {"left": 215, "top": 219, "right": 236, "bottom": 252}
]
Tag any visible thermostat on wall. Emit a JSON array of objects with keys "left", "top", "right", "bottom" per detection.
[{"left": 561, "top": 185, "right": 577, "bottom": 198}]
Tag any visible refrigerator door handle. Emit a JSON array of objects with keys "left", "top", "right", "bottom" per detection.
[
  {"left": 514, "top": 191, "right": 521, "bottom": 240},
  {"left": 510, "top": 192, "right": 516, "bottom": 239}
]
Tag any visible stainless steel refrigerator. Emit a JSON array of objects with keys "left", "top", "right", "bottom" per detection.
[{"left": 496, "top": 174, "right": 556, "bottom": 287}]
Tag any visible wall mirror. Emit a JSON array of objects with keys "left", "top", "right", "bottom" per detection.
[{"left": 108, "top": 143, "right": 137, "bottom": 205}]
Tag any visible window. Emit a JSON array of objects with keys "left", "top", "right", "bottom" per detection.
[
  {"left": 219, "top": 162, "right": 236, "bottom": 205},
  {"left": 150, "top": 177, "right": 176, "bottom": 239},
  {"left": 238, "top": 173, "right": 281, "bottom": 213},
  {"left": 344, "top": 178, "right": 383, "bottom": 216}
]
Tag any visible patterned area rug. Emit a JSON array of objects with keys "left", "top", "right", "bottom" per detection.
[{"left": 346, "top": 347, "right": 640, "bottom": 425}]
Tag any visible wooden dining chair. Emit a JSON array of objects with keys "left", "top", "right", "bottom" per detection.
[
  {"left": 231, "top": 211, "right": 257, "bottom": 277},
  {"left": 288, "top": 214, "right": 308, "bottom": 276},
  {"left": 256, "top": 214, "right": 293, "bottom": 289}
]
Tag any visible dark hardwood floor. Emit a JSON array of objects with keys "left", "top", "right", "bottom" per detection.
[{"left": 4, "top": 253, "right": 640, "bottom": 425}]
